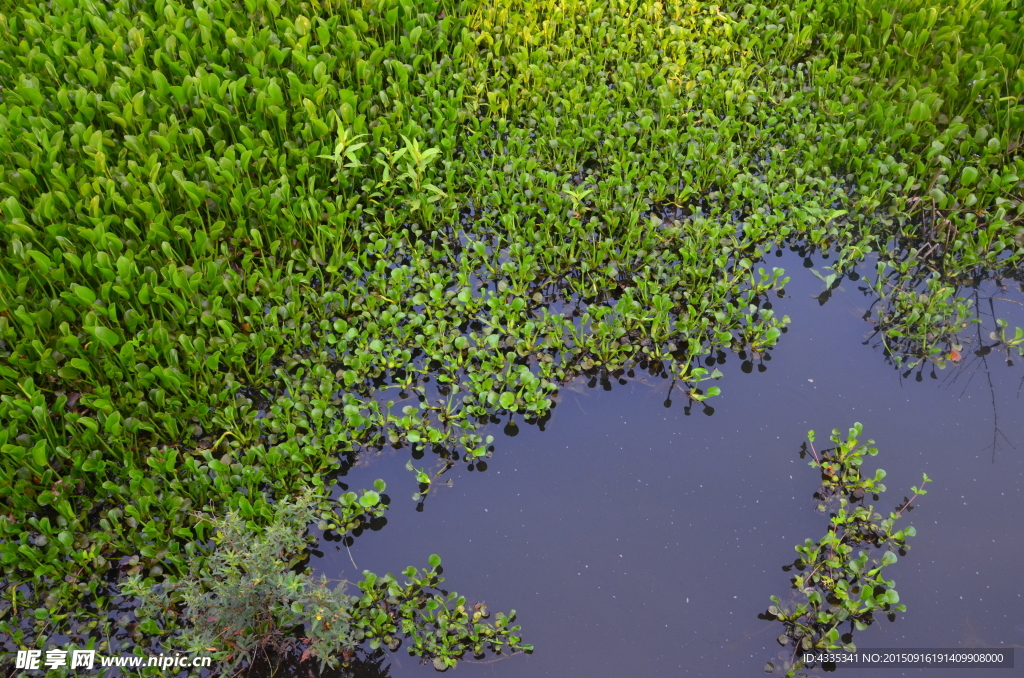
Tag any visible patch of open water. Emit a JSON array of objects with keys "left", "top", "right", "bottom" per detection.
[{"left": 316, "top": 250, "right": 1024, "bottom": 677}]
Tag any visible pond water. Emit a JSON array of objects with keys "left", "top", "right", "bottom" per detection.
[{"left": 317, "top": 249, "right": 1024, "bottom": 677}]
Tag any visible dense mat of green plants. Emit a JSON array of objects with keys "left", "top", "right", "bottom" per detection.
[{"left": 0, "top": 0, "right": 1021, "bottom": 667}]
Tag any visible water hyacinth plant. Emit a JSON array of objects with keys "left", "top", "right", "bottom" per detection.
[
  {"left": 0, "top": 0, "right": 1019, "bottom": 670},
  {"left": 764, "top": 424, "right": 930, "bottom": 677}
]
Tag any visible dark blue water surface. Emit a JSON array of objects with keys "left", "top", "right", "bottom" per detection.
[{"left": 317, "top": 251, "right": 1024, "bottom": 677}]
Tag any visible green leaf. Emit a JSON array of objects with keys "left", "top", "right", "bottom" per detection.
[
  {"left": 960, "top": 166, "right": 979, "bottom": 187},
  {"left": 499, "top": 392, "right": 515, "bottom": 408},
  {"left": 909, "top": 100, "right": 931, "bottom": 122},
  {"left": 359, "top": 491, "right": 380, "bottom": 508},
  {"left": 92, "top": 325, "right": 120, "bottom": 349},
  {"left": 205, "top": 351, "right": 221, "bottom": 370},
  {"left": 72, "top": 284, "right": 97, "bottom": 305},
  {"left": 428, "top": 553, "right": 441, "bottom": 568},
  {"left": 32, "top": 442, "right": 49, "bottom": 468},
  {"left": 103, "top": 411, "right": 122, "bottom": 436},
  {"left": 70, "top": 357, "right": 93, "bottom": 374},
  {"left": 881, "top": 551, "right": 898, "bottom": 566}
]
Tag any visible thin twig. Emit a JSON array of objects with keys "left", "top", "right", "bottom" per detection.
[
  {"left": 894, "top": 490, "right": 924, "bottom": 519},
  {"left": 468, "top": 650, "right": 527, "bottom": 664},
  {"left": 346, "top": 542, "right": 358, "bottom": 572}
]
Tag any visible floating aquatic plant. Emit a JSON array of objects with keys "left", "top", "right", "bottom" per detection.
[{"left": 764, "top": 424, "right": 930, "bottom": 677}]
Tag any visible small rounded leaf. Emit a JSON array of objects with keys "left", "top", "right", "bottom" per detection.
[
  {"left": 428, "top": 553, "right": 441, "bottom": 568},
  {"left": 960, "top": 166, "right": 979, "bottom": 187},
  {"left": 93, "top": 326, "right": 120, "bottom": 348}
]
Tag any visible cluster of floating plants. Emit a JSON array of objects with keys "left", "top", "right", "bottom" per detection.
[
  {"left": 0, "top": 0, "right": 1020, "bottom": 670},
  {"left": 855, "top": 240, "right": 1024, "bottom": 375},
  {"left": 764, "top": 424, "right": 930, "bottom": 677}
]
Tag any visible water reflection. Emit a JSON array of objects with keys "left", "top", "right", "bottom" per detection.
[{"left": 247, "top": 648, "right": 392, "bottom": 678}]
